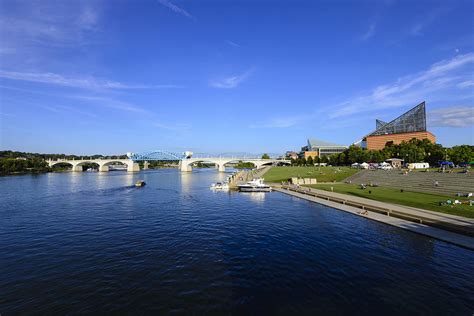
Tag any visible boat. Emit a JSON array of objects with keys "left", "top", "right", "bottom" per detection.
[
  {"left": 210, "top": 182, "right": 229, "bottom": 190},
  {"left": 237, "top": 178, "right": 272, "bottom": 192},
  {"left": 135, "top": 180, "right": 146, "bottom": 187}
]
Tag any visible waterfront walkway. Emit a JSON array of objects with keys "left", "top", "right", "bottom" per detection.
[{"left": 274, "top": 185, "right": 474, "bottom": 250}]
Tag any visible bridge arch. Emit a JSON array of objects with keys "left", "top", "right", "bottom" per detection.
[
  {"left": 49, "top": 161, "right": 74, "bottom": 168},
  {"left": 180, "top": 159, "right": 220, "bottom": 172},
  {"left": 75, "top": 161, "right": 101, "bottom": 171},
  {"left": 100, "top": 160, "right": 130, "bottom": 172}
]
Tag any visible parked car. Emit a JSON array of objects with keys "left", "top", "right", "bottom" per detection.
[{"left": 378, "top": 162, "right": 393, "bottom": 170}]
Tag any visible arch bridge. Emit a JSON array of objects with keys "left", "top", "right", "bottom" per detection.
[
  {"left": 47, "top": 158, "right": 140, "bottom": 172},
  {"left": 47, "top": 150, "right": 290, "bottom": 172}
]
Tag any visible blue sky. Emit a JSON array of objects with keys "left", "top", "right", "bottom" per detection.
[{"left": 0, "top": 0, "right": 473, "bottom": 155}]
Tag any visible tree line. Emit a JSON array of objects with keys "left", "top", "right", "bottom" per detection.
[
  {"left": 0, "top": 157, "right": 50, "bottom": 174},
  {"left": 291, "top": 139, "right": 473, "bottom": 166}
]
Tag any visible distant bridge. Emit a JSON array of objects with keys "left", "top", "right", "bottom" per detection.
[
  {"left": 47, "top": 158, "right": 140, "bottom": 172},
  {"left": 177, "top": 156, "right": 289, "bottom": 172},
  {"left": 47, "top": 150, "right": 290, "bottom": 172}
]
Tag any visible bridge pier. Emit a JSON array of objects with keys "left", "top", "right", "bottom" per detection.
[
  {"left": 179, "top": 161, "right": 192, "bottom": 172},
  {"left": 143, "top": 161, "right": 149, "bottom": 170},
  {"left": 72, "top": 165, "right": 83, "bottom": 172},
  {"left": 99, "top": 165, "right": 109, "bottom": 172},
  {"left": 218, "top": 163, "right": 226, "bottom": 172},
  {"left": 128, "top": 162, "right": 140, "bottom": 172}
]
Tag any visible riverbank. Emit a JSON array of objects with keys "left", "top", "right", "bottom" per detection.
[{"left": 274, "top": 185, "right": 474, "bottom": 250}]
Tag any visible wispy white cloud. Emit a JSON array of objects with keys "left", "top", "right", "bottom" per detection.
[
  {"left": 157, "top": 0, "right": 195, "bottom": 20},
  {"left": 226, "top": 40, "right": 240, "bottom": 48},
  {"left": 0, "top": 84, "right": 150, "bottom": 114},
  {"left": 73, "top": 96, "right": 150, "bottom": 114},
  {"left": 29, "top": 102, "right": 98, "bottom": 118},
  {"left": 330, "top": 53, "right": 474, "bottom": 118},
  {"left": 458, "top": 80, "right": 474, "bottom": 89},
  {"left": 410, "top": 7, "right": 447, "bottom": 36},
  {"left": 429, "top": 106, "right": 474, "bottom": 127},
  {"left": 361, "top": 22, "right": 376, "bottom": 41},
  {"left": 0, "top": 70, "right": 182, "bottom": 90},
  {"left": 0, "top": 2, "right": 102, "bottom": 50},
  {"left": 209, "top": 69, "right": 253, "bottom": 89},
  {"left": 77, "top": 6, "right": 99, "bottom": 31}
]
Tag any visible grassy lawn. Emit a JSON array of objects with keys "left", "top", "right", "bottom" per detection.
[
  {"left": 264, "top": 166, "right": 359, "bottom": 183},
  {"left": 307, "top": 183, "right": 474, "bottom": 218}
]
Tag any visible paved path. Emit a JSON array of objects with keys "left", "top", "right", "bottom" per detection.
[{"left": 273, "top": 186, "right": 474, "bottom": 250}]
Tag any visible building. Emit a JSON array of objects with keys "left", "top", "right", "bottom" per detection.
[
  {"left": 285, "top": 151, "right": 299, "bottom": 160},
  {"left": 300, "top": 151, "right": 319, "bottom": 160},
  {"left": 355, "top": 102, "right": 436, "bottom": 151},
  {"left": 386, "top": 158, "right": 404, "bottom": 168},
  {"left": 300, "top": 139, "right": 348, "bottom": 158}
]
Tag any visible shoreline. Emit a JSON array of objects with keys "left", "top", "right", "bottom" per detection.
[{"left": 273, "top": 186, "right": 474, "bottom": 250}]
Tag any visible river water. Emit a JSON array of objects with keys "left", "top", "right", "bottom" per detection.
[{"left": 1, "top": 169, "right": 473, "bottom": 314}]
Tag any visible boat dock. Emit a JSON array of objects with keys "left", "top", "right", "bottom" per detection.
[{"left": 228, "top": 166, "right": 272, "bottom": 189}]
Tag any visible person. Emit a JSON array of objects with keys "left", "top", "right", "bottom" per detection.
[
  {"left": 359, "top": 210, "right": 369, "bottom": 216},
  {"left": 434, "top": 180, "right": 439, "bottom": 187}
]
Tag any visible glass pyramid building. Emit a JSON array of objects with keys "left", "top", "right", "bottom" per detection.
[
  {"left": 356, "top": 101, "right": 435, "bottom": 150},
  {"left": 369, "top": 102, "right": 427, "bottom": 136}
]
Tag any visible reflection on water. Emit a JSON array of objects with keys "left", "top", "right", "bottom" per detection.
[
  {"left": 180, "top": 171, "right": 192, "bottom": 194},
  {"left": 0, "top": 169, "right": 473, "bottom": 314},
  {"left": 243, "top": 192, "right": 266, "bottom": 203}
]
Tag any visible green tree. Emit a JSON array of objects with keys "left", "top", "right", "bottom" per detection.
[
  {"left": 448, "top": 145, "right": 473, "bottom": 165},
  {"left": 300, "top": 157, "right": 307, "bottom": 166},
  {"left": 306, "top": 156, "right": 314, "bottom": 166},
  {"left": 338, "top": 152, "right": 347, "bottom": 165},
  {"left": 261, "top": 153, "right": 270, "bottom": 159}
]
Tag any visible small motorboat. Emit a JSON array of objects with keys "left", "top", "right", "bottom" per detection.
[
  {"left": 237, "top": 178, "right": 272, "bottom": 192},
  {"left": 135, "top": 180, "right": 146, "bottom": 187},
  {"left": 210, "top": 182, "right": 230, "bottom": 190}
]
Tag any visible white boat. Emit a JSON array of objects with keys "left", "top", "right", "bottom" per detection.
[
  {"left": 210, "top": 182, "right": 230, "bottom": 190},
  {"left": 237, "top": 178, "right": 272, "bottom": 192}
]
